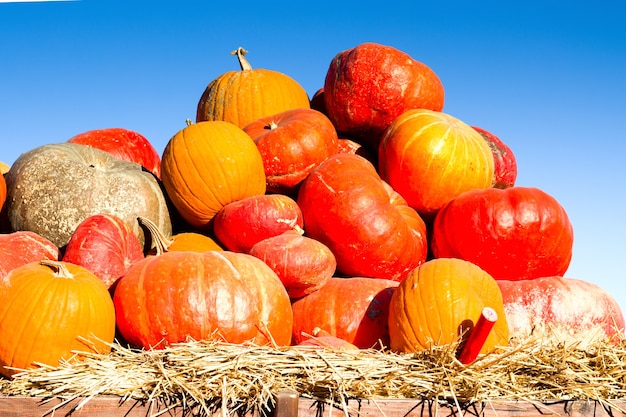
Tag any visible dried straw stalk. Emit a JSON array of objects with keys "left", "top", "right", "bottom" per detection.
[{"left": 0, "top": 335, "right": 624, "bottom": 416}]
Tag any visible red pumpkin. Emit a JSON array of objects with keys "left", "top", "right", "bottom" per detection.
[
  {"left": 0, "top": 231, "right": 59, "bottom": 278},
  {"left": 431, "top": 187, "right": 574, "bottom": 281},
  {"left": 309, "top": 88, "right": 327, "bottom": 115},
  {"left": 249, "top": 230, "right": 336, "bottom": 299},
  {"left": 472, "top": 126, "right": 517, "bottom": 189},
  {"left": 243, "top": 108, "right": 339, "bottom": 194},
  {"left": 324, "top": 42, "right": 444, "bottom": 149},
  {"left": 62, "top": 214, "right": 145, "bottom": 289},
  {"left": 497, "top": 276, "right": 625, "bottom": 345},
  {"left": 68, "top": 127, "right": 162, "bottom": 179},
  {"left": 213, "top": 194, "right": 304, "bottom": 253},
  {"left": 291, "top": 277, "right": 399, "bottom": 349},
  {"left": 297, "top": 153, "right": 427, "bottom": 281},
  {"left": 113, "top": 250, "right": 293, "bottom": 349},
  {"left": 295, "top": 328, "right": 359, "bottom": 351}
]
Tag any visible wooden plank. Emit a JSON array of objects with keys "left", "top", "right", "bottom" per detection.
[{"left": 0, "top": 396, "right": 624, "bottom": 417}]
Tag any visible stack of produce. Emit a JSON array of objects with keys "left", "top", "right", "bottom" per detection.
[{"left": 0, "top": 42, "right": 623, "bottom": 413}]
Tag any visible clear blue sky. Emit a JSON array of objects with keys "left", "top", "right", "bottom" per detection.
[{"left": 2, "top": 1, "right": 625, "bottom": 313}]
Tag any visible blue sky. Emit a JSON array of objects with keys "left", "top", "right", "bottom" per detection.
[{"left": 2, "top": 1, "right": 625, "bottom": 313}]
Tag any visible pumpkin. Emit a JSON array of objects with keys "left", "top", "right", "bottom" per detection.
[
  {"left": 291, "top": 277, "right": 399, "bottom": 349},
  {"left": 138, "top": 216, "right": 222, "bottom": 254},
  {"left": 0, "top": 260, "right": 116, "bottom": 378},
  {"left": 249, "top": 230, "right": 336, "bottom": 299},
  {"left": 196, "top": 47, "right": 310, "bottom": 129},
  {"left": 62, "top": 214, "right": 145, "bottom": 289},
  {"left": 67, "top": 127, "right": 162, "bottom": 179},
  {"left": 213, "top": 194, "right": 304, "bottom": 253},
  {"left": 388, "top": 258, "right": 509, "bottom": 354},
  {"left": 297, "top": 153, "right": 428, "bottom": 281},
  {"left": 160, "top": 121, "right": 266, "bottom": 230},
  {"left": 431, "top": 187, "right": 574, "bottom": 281},
  {"left": 378, "top": 109, "right": 494, "bottom": 220},
  {"left": 497, "top": 276, "right": 625, "bottom": 345},
  {"left": 0, "top": 231, "right": 59, "bottom": 278},
  {"left": 472, "top": 126, "right": 517, "bottom": 189},
  {"left": 113, "top": 250, "right": 293, "bottom": 349},
  {"left": 295, "top": 328, "right": 359, "bottom": 351},
  {"left": 324, "top": 42, "right": 444, "bottom": 149},
  {"left": 243, "top": 108, "right": 339, "bottom": 194},
  {"left": 4, "top": 143, "right": 172, "bottom": 248}
]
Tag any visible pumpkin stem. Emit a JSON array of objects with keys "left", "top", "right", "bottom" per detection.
[
  {"left": 137, "top": 216, "right": 174, "bottom": 256},
  {"left": 266, "top": 121, "right": 279, "bottom": 130},
  {"left": 230, "top": 47, "right": 252, "bottom": 71},
  {"left": 40, "top": 260, "right": 73, "bottom": 279},
  {"left": 185, "top": 118, "right": 193, "bottom": 126}
]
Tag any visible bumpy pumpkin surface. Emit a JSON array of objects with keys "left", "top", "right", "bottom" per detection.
[
  {"left": 4, "top": 143, "right": 171, "bottom": 248},
  {"left": 196, "top": 47, "right": 310, "bottom": 129},
  {"left": 378, "top": 109, "right": 494, "bottom": 220},
  {"left": 0, "top": 260, "right": 116, "bottom": 378},
  {"left": 161, "top": 121, "right": 266, "bottom": 230},
  {"left": 388, "top": 258, "right": 509, "bottom": 354}
]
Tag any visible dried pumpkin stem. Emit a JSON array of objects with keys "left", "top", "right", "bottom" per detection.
[
  {"left": 230, "top": 47, "right": 252, "bottom": 71},
  {"left": 137, "top": 216, "right": 173, "bottom": 256},
  {"left": 39, "top": 260, "right": 73, "bottom": 278}
]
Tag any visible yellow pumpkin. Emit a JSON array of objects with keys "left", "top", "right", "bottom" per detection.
[
  {"left": 378, "top": 109, "right": 494, "bottom": 220},
  {"left": 0, "top": 260, "right": 115, "bottom": 378},
  {"left": 388, "top": 258, "right": 509, "bottom": 354},
  {"left": 196, "top": 47, "right": 310, "bottom": 128},
  {"left": 161, "top": 121, "right": 266, "bottom": 229}
]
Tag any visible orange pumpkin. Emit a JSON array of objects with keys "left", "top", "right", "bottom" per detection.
[
  {"left": 378, "top": 109, "right": 494, "bottom": 220},
  {"left": 113, "top": 250, "right": 293, "bottom": 349},
  {"left": 388, "top": 258, "right": 509, "bottom": 354},
  {"left": 0, "top": 260, "right": 116, "bottom": 378},
  {"left": 196, "top": 47, "right": 310, "bottom": 128},
  {"left": 160, "top": 121, "right": 267, "bottom": 230}
]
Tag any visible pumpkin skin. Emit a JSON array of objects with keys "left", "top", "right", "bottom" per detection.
[
  {"left": 161, "top": 121, "right": 266, "bottom": 230},
  {"left": 472, "top": 126, "right": 517, "bottom": 189},
  {"left": 196, "top": 47, "right": 310, "bottom": 129},
  {"left": 67, "top": 127, "right": 162, "bottom": 179},
  {"left": 62, "top": 214, "right": 145, "bottom": 289},
  {"left": 0, "top": 231, "right": 59, "bottom": 278},
  {"left": 0, "top": 260, "right": 116, "bottom": 378},
  {"left": 213, "top": 194, "right": 304, "bottom": 253},
  {"left": 497, "top": 276, "right": 625, "bottom": 345},
  {"left": 324, "top": 42, "right": 444, "bottom": 149},
  {"left": 388, "top": 258, "right": 509, "bottom": 354},
  {"left": 291, "top": 277, "right": 399, "bottom": 349},
  {"left": 243, "top": 108, "right": 339, "bottom": 194},
  {"left": 295, "top": 328, "right": 359, "bottom": 351},
  {"left": 431, "top": 187, "right": 574, "bottom": 281},
  {"left": 113, "top": 250, "right": 293, "bottom": 349},
  {"left": 297, "top": 153, "right": 428, "bottom": 281},
  {"left": 378, "top": 109, "right": 494, "bottom": 220},
  {"left": 4, "top": 143, "right": 172, "bottom": 248},
  {"left": 249, "top": 230, "right": 336, "bottom": 299}
]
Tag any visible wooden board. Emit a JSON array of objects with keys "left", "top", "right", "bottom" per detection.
[{"left": 1, "top": 395, "right": 625, "bottom": 417}]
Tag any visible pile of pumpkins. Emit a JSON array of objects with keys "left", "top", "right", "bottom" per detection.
[{"left": 0, "top": 43, "right": 624, "bottom": 379}]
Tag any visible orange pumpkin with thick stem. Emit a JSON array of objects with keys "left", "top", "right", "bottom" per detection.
[
  {"left": 378, "top": 109, "right": 494, "bottom": 220},
  {"left": 196, "top": 47, "right": 310, "bottom": 129},
  {"left": 138, "top": 216, "right": 222, "bottom": 254},
  {"left": 160, "top": 121, "right": 266, "bottom": 230},
  {"left": 388, "top": 258, "right": 509, "bottom": 354},
  {"left": 0, "top": 260, "right": 116, "bottom": 378},
  {"left": 113, "top": 250, "right": 293, "bottom": 349}
]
